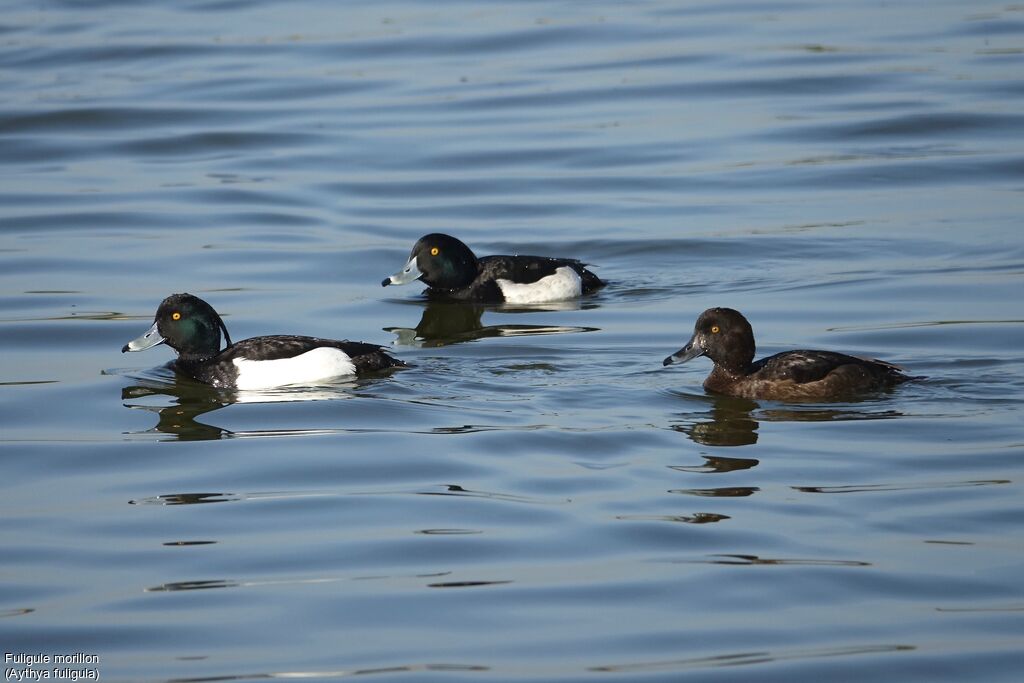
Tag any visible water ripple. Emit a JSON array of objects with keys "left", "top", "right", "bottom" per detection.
[{"left": 591, "top": 643, "right": 913, "bottom": 673}]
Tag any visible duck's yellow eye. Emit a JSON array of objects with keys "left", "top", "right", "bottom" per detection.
[
  {"left": 172, "top": 312, "right": 181, "bottom": 321},
  {"left": 710, "top": 325, "right": 720, "bottom": 334},
  {"left": 430, "top": 247, "right": 440, "bottom": 256}
]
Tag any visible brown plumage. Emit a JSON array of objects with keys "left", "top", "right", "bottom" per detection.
[{"left": 663, "top": 308, "right": 918, "bottom": 401}]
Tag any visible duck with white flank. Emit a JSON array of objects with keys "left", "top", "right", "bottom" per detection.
[
  {"left": 123, "top": 293, "right": 403, "bottom": 390},
  {"left": 382, "top": 233, "right": 604, "bottom": 304}
]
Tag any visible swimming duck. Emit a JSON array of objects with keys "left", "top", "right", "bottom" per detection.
[
  {"left": 663, "top": 307, "right": 916, "bottom": 401},
  {"left": 122, "top": 293, "right": 404, "bottom": 389},
  {"left": 381, "top": 233, "right": 604, "bottom": 303}
]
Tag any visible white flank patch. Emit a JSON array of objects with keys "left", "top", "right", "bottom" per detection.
[
  {"left": 496, "top": 266, "right": 583, "bottom": 304},
  {"left": 232, "top": 347, "right": 356, "bottom": 390}
]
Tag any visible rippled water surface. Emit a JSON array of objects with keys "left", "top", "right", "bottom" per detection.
[{"left": 2, "top": 1, "right": 1023, "bottom": 681}]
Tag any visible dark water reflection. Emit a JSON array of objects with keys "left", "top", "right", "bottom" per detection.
[
  {"left": 122, "top": 382, "right": 232, "bottom": 440},
  {"left": 384, "top": 298, "right": 599, "bottom": 347},
  {"left": 119, "top": 368, "right": 395, "bottom": 440},
  {"left": 591, "top": 643, "right": 913, "bottom": 674},
  {"left": 669, "top": 455, "right": 760, "bottom": 474},
  {"left": 672, "top": 395, "right": 762, "bottom": 446},
  {"left": 672, "top": 393, "right": 908, "bottom": 447},
  {"left": 670, "top": 486, "right": 760, "bottom": 498},
  {"left": 679, "top": 554, "right": 872, "bottom": 568},
  {"left": 615, "top": 512, "right": 730, "bottom": 524},
  {"left": 131, "top": 493, "right": 240, "bottom": 506}
]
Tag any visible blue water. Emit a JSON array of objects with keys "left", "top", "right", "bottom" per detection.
[{"left": 2, "top": 1, "right": 1023, "bottom": 681}]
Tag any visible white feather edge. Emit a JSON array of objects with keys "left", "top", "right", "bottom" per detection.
[
  {"left": 495, "top": 266, "right": 583, "bottom": 304},
  {"left": 231, "top": 347, "right": 356, "bottom": 390}
]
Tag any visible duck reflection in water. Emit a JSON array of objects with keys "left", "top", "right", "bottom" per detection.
[
  {"left": 673, "top": 396, "right": 761, "bottom": 447},
  {"left": 121, "top": 374, "right": 364, "bottom": 441},
  {"left": 672, "top": 393, "right": 906, "bottom": 448},
  {"left": 122, "top": 380, "right": 233, "bottom": 440},
  {"left": 384, "top": 299, "right": 599, "bottom": 347}
]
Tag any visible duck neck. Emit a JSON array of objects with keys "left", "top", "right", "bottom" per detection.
[
  {"left": 712, "top": 338, "right": 755, "bottom": 377},
  {"left": 705, "top": 363, "right": 749, "bottom": 394},
  {"left": 437, "top": 253, "right": 479, "bottom": 290},
  {"left": 173, "top": 352, "right": 217, "bottom": 381},
  {"left": 710, "top": 362, "right": 749, "bottom": 380},
  {"left": 177, "top": 349, "right": 217, "bottom": 363}
]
